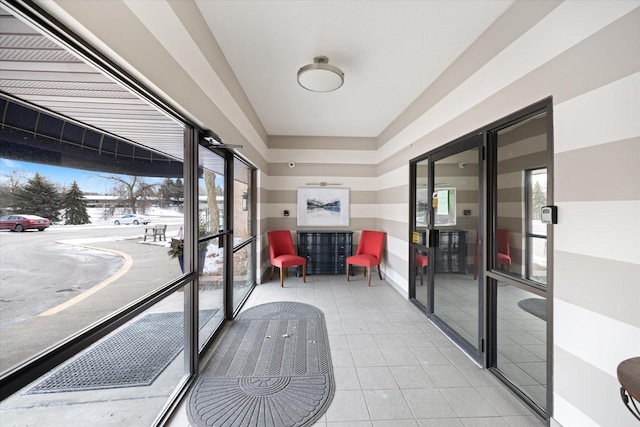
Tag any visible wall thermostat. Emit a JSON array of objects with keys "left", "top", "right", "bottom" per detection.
[{"left": 541, "top": 205, "right": 557, "bottom": 224}]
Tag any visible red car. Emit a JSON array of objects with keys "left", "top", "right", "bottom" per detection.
[{"left": 0, "top": 214, "right": 50, "bottom": 232}]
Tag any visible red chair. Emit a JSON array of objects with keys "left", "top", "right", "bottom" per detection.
[
  {"left": 416, "top": 253, "right": 428, "bottom": 286},
  {"left": 473, "top": 229, "right": 511, "bottom": 279},
  {"left": 496, "top": 228, "right": 511, "bottom": 273},
  {"left": 346, "top": 230, "right": 386, "bottom": 287},
  {"left": 267, "top": 230, "right": 306, "bottom": 287}
]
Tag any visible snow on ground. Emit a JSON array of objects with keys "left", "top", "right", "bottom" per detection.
[
  {"left": 86, "top": 206, "right": 184, "bottom": 226},
  {"left": 84, "top": 206, "right": 224, "bottom": 275}
]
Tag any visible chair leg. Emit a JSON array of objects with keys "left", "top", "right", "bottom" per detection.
[
  {"left": 302, "top": 264, "right": 306, "bottom": 283},
  {"left": 346, "top": 265, "right": 350, "bottom": 282},
  {"left": 377, "top": 266, "right": 382, "bottom": 280},
  {"left": 420, "top": 267, "right": 424, "bottom": 286},
  {"left": 280, "top": 268, "right": 284, "bottom": 287},
  {"left": 270, "top": 266, "right": 275, "bottom": 280},
  {"left": 367, "top": 267, "right": 371, "bottom": 287}
]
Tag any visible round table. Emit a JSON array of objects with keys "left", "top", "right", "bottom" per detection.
[{"left": 617, "top": 357, "right": 640, "bottom": 421}]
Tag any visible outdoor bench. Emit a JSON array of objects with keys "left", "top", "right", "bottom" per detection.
[{"left": 143, "top": 224, "right": 167, "bottom": 242}]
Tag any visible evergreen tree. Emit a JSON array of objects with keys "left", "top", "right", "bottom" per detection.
[
  {"left": 158, "top": 178, "right": 184, "bottom": 206},
  {"left": 12, "top": 173, "right": 62, "bottom": 222},
  {"left": 63, "top": 181, "right": 91, "bottom": 225},
  {"left": 0, "top": 183, "right": 12, "bottom": 216}
]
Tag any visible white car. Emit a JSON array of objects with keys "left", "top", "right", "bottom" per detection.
[{"left": 113, "top": 214, "right": 150, "bottom": 225}]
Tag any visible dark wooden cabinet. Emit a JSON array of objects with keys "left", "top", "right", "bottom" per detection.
[
  {"left": 296, "top": 231, "right": 353, "bottom": 275},
  {"left": 434, "top": 229, "right": 468, "bottom": 274}
]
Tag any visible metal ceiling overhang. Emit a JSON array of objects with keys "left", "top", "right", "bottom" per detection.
[
  {"left": 0, "top": 94, "right": 184, "bottom": 177},
  {"left": 0, "top": 3, "right": 187, "bottom": 173}
]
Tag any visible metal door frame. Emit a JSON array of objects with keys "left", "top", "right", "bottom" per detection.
[{"left": 409, "top": 132, "right": 485, "bottom": 364}]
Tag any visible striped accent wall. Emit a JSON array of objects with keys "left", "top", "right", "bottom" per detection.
[
  {"left": 375, "top": 3, "right": 640, "bottom": 425},
  {"left": 552, "top": 70, "right": 640, "bottom": 426},
  {"left": 262, "top": 2, "right": 640, "bottom": 424}
]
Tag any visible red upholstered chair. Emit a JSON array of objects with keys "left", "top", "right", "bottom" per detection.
[
  {"left": 473, "top": 229, "right": 511, "bottom": 279},
  {"left": 496, "top": 228, "right": 511, "bottom": 273},
  {"left": 267, "top": 230, "right": 306, "bottom": 287},
  {"left": 416, "top": 253, "right": 428, "bottom": 286},
  {"left": 346, "top": 230, "right": 386, "bottom": 287}
]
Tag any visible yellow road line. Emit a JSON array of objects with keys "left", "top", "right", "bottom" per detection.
[{"left": 38, "top": 243, "right": 133, "bottom": 317}]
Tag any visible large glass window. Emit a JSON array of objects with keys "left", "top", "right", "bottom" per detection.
[
  {"left": 0, "top": 94, "right": 191, "bottom": 423},
  {"left": 232, "top": 158, "right": 254, "bottom": 313},
  {"left": 526, "top": 168, "right": 547, "bottom": 284},
  {"left": 0, "top": 5, "right": 257, "bottom": 424},
  {"left": 0, "top": 96, "right": 186, "bottom": 373},
  {"left": 196, "top": 146, "right": 226, "bottom": 349},
  {"left": 0, "top": 288, "right": 189, "bottom": 426},
  {"left": 494, "top": 112, "right": 548, "bottom": 283}
]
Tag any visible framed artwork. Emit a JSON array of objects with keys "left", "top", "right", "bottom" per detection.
[{"left": 297, "top": 188, "right": 350, "bottom": 227}]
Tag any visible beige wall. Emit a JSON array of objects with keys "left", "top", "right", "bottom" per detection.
[{"left": 43, "top": 1, "right": 640, "bottom": 425}]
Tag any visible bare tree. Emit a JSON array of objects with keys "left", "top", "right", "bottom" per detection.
[
  {"left": 3, "top": 170, "right": 30, "bottom": 189},
  {"left": 0, "top": 170, "right": 30, "bottom": 213},
  {"left": 136, "top": 181, "right": 156, "bottom": 214},
  {"left": 104, "top": 175, "right": 139, "bottom": 213},
  {"left": 102, "top": 175, "right": 156, "bottom": 214}
]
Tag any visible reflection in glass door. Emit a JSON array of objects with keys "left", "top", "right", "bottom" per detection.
[
  {"left": 431, "top": 142, "right": 482, "bottom": 358},
  {"left": 232, "top": 157, "right": 255, "bottom": 313},
  {"left": 197, "top": 146, "right": 226, "bottom": 350},
  {"left": 490, "top": 108, "right": 550, "bottom": 415},
  {"left": 410, "top": 101, "right": 552, "bottom": 418},
  {"left": 413, "top": 158, "right": 430, "bottom": 310},
  {"left": 526, "top": 168, "right": 547, "bottom": 284}
]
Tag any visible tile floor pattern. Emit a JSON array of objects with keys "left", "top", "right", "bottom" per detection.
[{"left": 168, "top": 274, "right": 545, "bottom": 427}]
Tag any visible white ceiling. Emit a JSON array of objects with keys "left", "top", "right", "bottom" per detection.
[
  {"left": 0, "top": 0, "right": 514, "bottom": 157},
  {"left": 194, "top": 1, "right": 514, "bottom": 138}
]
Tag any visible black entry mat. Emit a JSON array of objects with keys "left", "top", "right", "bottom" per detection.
[
  {"left": 28, "top": 310, "right": 217, "bottom": 394},
  {"left": 188, "top": 302, "right": 334, "bottom": 427}
]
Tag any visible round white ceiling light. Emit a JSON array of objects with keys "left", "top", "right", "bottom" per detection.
[{"left": 297, "top": 56, "right": 344, "bottom": 92}]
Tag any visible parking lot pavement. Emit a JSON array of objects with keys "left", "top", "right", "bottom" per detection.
[{"left": 0, "top": 234, "right": 181, "bottom": 373}]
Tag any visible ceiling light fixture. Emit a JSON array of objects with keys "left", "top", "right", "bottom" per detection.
[{"left": 297, "top": 56, "right": 344, "bottom": 92}]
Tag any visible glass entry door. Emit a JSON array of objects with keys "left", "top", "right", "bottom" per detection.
[
  {"left": 430, "top": 137, "right": 482, "bottom": 359},
  {"left": 410, "top": 133, "right": 483, "bottom": 361},
  {"left": 410, "top": 100, "right": 552, "bottom": 418},
  {"left": 489, "top": 109, "right": 551, "bottom": 415}
]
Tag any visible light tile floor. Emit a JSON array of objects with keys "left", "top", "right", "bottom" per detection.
[{"left": 168, "top": 274, "right": 545, "bottom": 427}]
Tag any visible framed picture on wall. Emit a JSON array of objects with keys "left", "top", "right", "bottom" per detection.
[{"left": 297, "top": 188, "right": 350, "bottom": 227}]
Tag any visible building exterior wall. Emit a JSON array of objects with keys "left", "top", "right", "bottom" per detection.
[{"left": 39, "top": 1, "right": 640, "bottom": 425}]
